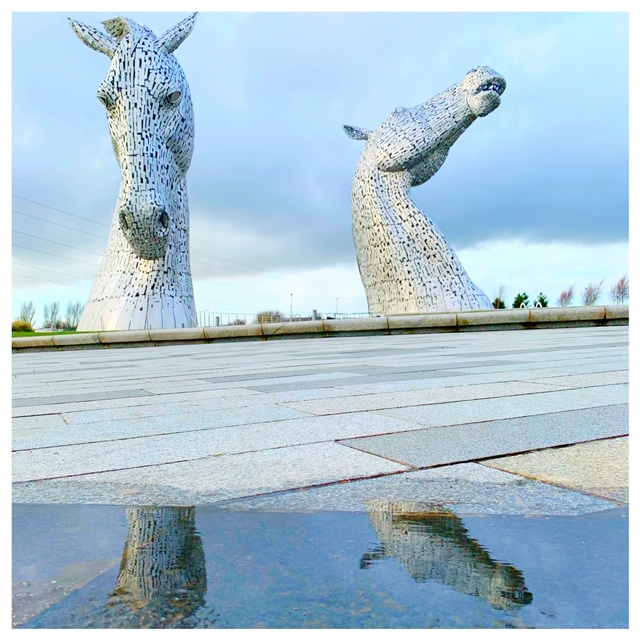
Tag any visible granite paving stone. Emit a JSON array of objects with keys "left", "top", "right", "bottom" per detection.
[
  {"left": 12, "top": 412, "right": 421, "bottom": 479},
  {"left": 340, "top": 404, "right": 628, "bottom": 468},
  {"left": 333, "top": 362, "right": 629, "bottom": 394},
  {"left": 12, "top": 387, "right": 371, "bottom": 429},
  {"left": 12, "top": 326, "right": 629, "bottom": 510},
  {"left": 217, "top": 463, "right": 618, "bottom": 516},
  {"left": 11, "top": 388, "right": 263, "bottom": 418},
  {"left": 279, "top": 380, "right": 621, "bottom": 416},
  {"left": 12, "top": 442, "right": 409, "bottom": 505},
  {"left": 13, "top": 404, "right": 312, "bottom": 456},
  {"left": 380, "top": 386, "right": 628, "bottom": 426},
  {"left": 481, "top": 436, "right": 629, "bottom": 503},
  {"left": 12, "top": 389, "right": 155, "bottom": 408}
]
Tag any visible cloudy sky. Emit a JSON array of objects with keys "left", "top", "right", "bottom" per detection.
[{"left": 11, "top": 3, "right": 630, "bottom": 326}]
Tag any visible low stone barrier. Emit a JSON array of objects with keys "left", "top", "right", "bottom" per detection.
[{"left": 12, "top": 305, "right": 628, "bottom": 352}]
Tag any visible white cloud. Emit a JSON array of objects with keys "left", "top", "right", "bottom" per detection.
[{"left": 458, "top": 239, "right": 629, "bottom": 306}]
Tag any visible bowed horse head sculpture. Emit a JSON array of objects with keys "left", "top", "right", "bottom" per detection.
[
  {"left": 69, "top": 13, "right": 196, "bottom": 260},
  {"left": 344, "top": 66, "right": 506, "bottom": 314},
  {"left": 69, "top": 14, "right": 198, "bottom": 331}
]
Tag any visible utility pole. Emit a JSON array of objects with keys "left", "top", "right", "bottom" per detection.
[
  {"left": 290, "top": 293, "right": 293, "bottom": 322},
  {"left": 336, "top": 297, "right": 339, "bottom": 318}
]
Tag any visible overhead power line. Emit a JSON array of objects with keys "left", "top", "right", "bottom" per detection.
[
  {"left": 13, "top": 210, "right": 110, "bottom": 240},
  {"left": 12, "top": 185, "right": 351, "bottom": 288},
  {"left": 12, "top": 273, "right": 90, "bottom": 290}
]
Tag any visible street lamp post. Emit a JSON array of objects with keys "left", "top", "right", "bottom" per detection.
[
  {"left": 290, "top": 293, "right": 293, "bottom": 322},
  {"left": 336, "top": 297, "right": 339, "bottom": 318}
]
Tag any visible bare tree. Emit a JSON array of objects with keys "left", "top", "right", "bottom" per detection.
[
  {"left": 63, "top": 302, "right": 85, "bottom": 329},
  {"left": 43, "top": 302, "right": 61, "bottom": 329},
  {"left": 17, "top": 301, "right": 36, "bottom": 324},
  {"left": 557, "top": 286, "right": 574, "bottom": 307},
  {"left": 609, "top": 275, "right": 629, "bottom": 304},
  {"left": 581, "top": 280, "right": 604, "bottom": 306},
  {"left": 492, "top": 285, "right": 506, "bottom": 309}
]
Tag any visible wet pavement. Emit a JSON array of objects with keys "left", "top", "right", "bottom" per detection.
[
  {"left": 13, "top": 503, "right": 628, "bottom": 629},
  {"left": 12, "top": 326, "right": 629, "bottom": 628}
]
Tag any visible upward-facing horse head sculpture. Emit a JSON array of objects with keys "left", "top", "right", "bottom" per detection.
[
  {"left": 70, "top": 13, "right": 198, "bottom": 331},
  {"left": 344, "top": 66, "right": 506, "bottom": 315}
]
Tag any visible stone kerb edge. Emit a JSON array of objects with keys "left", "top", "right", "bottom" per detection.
[
  {"left": 604, "top": 305, "right": 629, "bottom": 320},
  {"left": 456, "top": 308, "right": 530, "bottom": 327},
  {"left": 322, "top": 316, "right": 390, "bottom": 335},
  {"left": 149, "top": 327, "right": 206, "bottom": 342},
  {"left": 98, "top": 329, "right": 151, "bottom": 344},
  {"left": 388, "top": 313, "right": 457, "bottom": 333},
  {"left": 203, "top": 323, "right": 265, "bottom": 340},
  {"left": 528, "top": 306, "right": 605, "bottom": 323},
  {"left": 260, "top": 320, "right": 325, "bottom": 337},
  {"left": 11, "top": 306, "right": 629, "bottom": 351}
]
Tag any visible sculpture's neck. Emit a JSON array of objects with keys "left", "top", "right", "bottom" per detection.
[{"left": 354, "top": 146, "right": 415, "bottom": 213}]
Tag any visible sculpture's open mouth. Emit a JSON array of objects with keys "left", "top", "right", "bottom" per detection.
[{"left": 475, "top": 78, "right": 506, "bottom": 97}]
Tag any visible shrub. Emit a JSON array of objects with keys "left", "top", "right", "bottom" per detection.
[
  {"left": 512, "top": 292, "right": 530, "bottom": 308},
  {"left": 12, "top": 320, "right": 34, "bottom": 332},
  {"left": 533, "top": 292, "right": 549, "bottom": 307},
  {"left": 255, "top": 310, "right": 284, "bottom": 323}
]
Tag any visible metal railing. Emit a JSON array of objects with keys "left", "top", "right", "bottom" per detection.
[{"left": 195, "top": 310, "right": 373, "bottom": 327}]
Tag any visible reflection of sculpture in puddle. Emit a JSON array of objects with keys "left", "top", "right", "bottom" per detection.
[
  {"left": 105, "top": 506, "right": 209, "bottom": 628},
  {"left": 361, "top": 500, "right": 532, "bottom": 611}
]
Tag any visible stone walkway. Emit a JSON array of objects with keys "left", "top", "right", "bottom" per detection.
[{"left": 12, "top": 325, "right": 628, "bottom": 516}]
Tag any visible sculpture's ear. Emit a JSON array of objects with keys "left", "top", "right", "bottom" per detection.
[
  {"left": 343, "top": 125, "right": 370, "bottom": 141},
  {"left": 157, "top": 12, "right": 198, "bottom": 53},
  {"left": 68, "top": 18, "right": 117, "bottom": 58}
]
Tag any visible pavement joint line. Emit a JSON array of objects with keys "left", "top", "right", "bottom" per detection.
[
  {"left": 14, "top": 444, "right": 414, "bottom": 485},
  {"left": 279, "top": 384, "right": 629, "bottom": 416},
  {"left": 336, "top": 403, "right": 628, "bottom": 443},
  {"left": 169, "top": 468, "right": 424, "bottom": 508},
  {"left": 335, "top": 440, "right": 422, "bottom": 469},
  {"left": 339, "top": 433, "right": 630, "bottom": 475},
  {"left": 476, "top": 442, "right": 629, "bottom": 505}
]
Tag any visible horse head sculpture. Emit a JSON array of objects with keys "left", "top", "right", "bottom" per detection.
[
  {"left": 70, "top": 13, "right": 196, "bottom": 260},
  {"left": 343, "top": 66, "right": 506, "bottom": 314},
  {"left": 70, "top": 14, "right": 198, "bottom": 331}
]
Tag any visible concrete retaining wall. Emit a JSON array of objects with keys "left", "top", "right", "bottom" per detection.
[{"left": 12, "top": 305, "right": 629, "bottom": 352}]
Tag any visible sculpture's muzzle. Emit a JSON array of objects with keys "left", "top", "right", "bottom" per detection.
[{"left": 118, "top": 201, "right": 171, "bottom": 260}]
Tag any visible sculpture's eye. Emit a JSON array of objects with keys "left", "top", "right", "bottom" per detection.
[{"left": 167, "top": 91, "right": 181, "bottom": 105}]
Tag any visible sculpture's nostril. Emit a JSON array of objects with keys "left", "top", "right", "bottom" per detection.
[
  {"left": 119, "top": 210, "right": 129, "bottom": 231},
  {"left": 159, "top": 210, "right": 169, "bottom": 230}
]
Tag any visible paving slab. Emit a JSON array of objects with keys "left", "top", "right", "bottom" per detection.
[
  {"left": 12, "top": 442, "right": 409, "bottom": 505},
  {"left": 217, "top": 463, "right": 618, "bottom": 516},
  {"left": 12, "top": 389, "right": 154, "bottom": 408},
  {"left": 12, "top": 387, "right": 370, "bottom": 430},
  {"left": 340, "top": 404, "right": 628, "bottom": 468},
  {"left": 13, "top": 404, "right": 312, "bottom": 455},
  {"left": 380, "top": 385, "right": 628, "bottom": 427},
  {"left": 12, "top": 326, "right": 629, "bottom": 513},
  {"left": 481, "top": 437, "right": 629, "bottom": 503},
  {"left": 11, "top": 387, "right": 263, "bottom": 418},
  {"left": 12, "top": 412, "right": 420, "bottom": 477},
  {"left": 280, "top": 381, "right": 625, "bottom": 416}
]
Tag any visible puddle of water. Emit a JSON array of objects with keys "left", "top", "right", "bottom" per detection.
[{"left": 13, "top": 502, "right": 628, "bottom": 629}]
